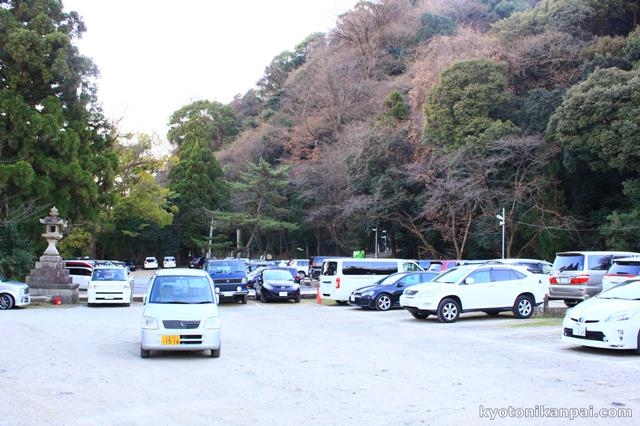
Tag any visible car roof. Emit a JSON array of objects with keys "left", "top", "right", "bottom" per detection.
[
  {"left": 94, "top": 265, "right": 127, "bottom": 270},
  {"left": 154, "top": 268, "right": 208, "bottom": 277}
]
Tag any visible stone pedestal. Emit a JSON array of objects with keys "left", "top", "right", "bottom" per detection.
[{"left": 26, "top": 254, "right": 79, "bottom": 304}]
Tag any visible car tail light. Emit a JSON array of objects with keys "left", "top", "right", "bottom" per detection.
[
  {"left": 549, "top": 276, "right": 558, "bottom": 284},
  {"left": 570, "top": 275, "right": 588, "bottom": 284},
  {"left": 335, "top": 277, "right": 341, "bottom": 289}
]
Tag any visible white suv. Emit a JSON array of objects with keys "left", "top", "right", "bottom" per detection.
[{"left": 399, "top": 264, "right": 546, "bottom": 322}]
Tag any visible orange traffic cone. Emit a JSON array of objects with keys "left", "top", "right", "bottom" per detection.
[
  {"left": 53, "top": 296, "right": 62, "bottom": 305},
  {"left": 316, "top": 286, "right": 322, "bottom": 304}
]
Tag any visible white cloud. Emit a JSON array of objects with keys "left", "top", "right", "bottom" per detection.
[{"left": 62, "top": 0, "right": 358, "bottom": 141}]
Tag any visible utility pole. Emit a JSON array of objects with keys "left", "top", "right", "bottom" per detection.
[{"left": 496, "top": 208, "right": 505, "bottom": 259}]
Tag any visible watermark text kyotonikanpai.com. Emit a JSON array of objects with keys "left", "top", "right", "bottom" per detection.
[{"left": 479, "top": 405, "right": 632, "bottom": 421}]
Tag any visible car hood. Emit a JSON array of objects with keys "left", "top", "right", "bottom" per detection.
[
  {"left": 143, "top": 303, "right": 218, "bottom": 320},
  {"left": 0, "top": 279, "right": 28, "bottom": 288},
  {"left": 568, "top": 297, "right": 640, "bottom": 320},
  {"left": 404, "top": 282, "right": 445, "bottom": 292}
]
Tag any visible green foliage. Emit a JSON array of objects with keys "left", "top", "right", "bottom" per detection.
[
  {"left": 167, "top": 100, "right": 239, "bottom": 150},
  {"left": 624, "top": 27, "right": 640, "bottom": 65},
  {"left": 416, "top": 13, "right": 457, "bottom": 42},
  {"left": 382, "top": 90, "right": 409, "bottom": 123},
  {"left": 481, "top": 0, "right": 531, "bottom": 20},
  {"left": 521, "top": 87, "right": 565, "bottom": 134},
  {"left": 422, "top": 59, "right": 518, "bottom": 148},
  {"left": 58, "top": 227, "right": 93, "bottom": 259},
  {"left": 547, "top": 67, "right": 640, "bottom": 173},
  {"left": 168, "top": 137, "right": 228, "bottom": 256},
  {"left": 0, "top": 222, "right": 35, "bottom": 280}
]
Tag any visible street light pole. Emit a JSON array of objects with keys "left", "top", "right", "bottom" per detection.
[
  {"left": 372, "top": 228, "right": 378, "bottom": 258},
  {"left": 496, "top": 208, "right": 505, "bottom": 259}
]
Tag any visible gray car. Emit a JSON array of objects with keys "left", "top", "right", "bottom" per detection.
[{"left": 548, "top": 251, "right": 640, "bottom": 307}]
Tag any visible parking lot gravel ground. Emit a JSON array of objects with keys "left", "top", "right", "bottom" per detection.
[{"left": 1, "top": 297, "right": 639, "bottom": 425}]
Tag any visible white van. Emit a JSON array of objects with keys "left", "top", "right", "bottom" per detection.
[
  {"left": 140, "top": 268, "right": 221, "bottom": 358},
  {"left": 319, "top": 258, "right": 422, "bottom": 303}
]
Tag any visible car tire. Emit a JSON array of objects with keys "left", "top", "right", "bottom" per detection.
[
  {"left": 564, "top": 300, "right": 579, "bottom": 308},
  {"left": 241, "top": 294, "right": 248, "bottom": 304},
  {"left": 211, "top": 347, "right": 221, "bottom": 358},
  {"left": 0, "top": 293, "right": 14, "bottom": 310},
  {"left": 140, "top": 347, "right": 150, "bottom": 358},
  {"left": 374, "top": 293, "right": 392, "bottom": 311},
  {"left": 513, "top": 295, "right": 534, "bottom": 319},
  {"left": 437, "top": 298, "right": 460, "bottom": 323},
  {"left": 410, "top": 311, "right": 430, "bottom": 320},
  {"left": 636, "top": 331, "right": 640, "bottom": 355},
  {"left": 294, "top": 295, "right": 300, "bottom": 303},
  {"left": 260, "top": 291, "right": 267, "bottom": 303}
]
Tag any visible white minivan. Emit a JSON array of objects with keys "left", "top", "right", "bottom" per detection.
[
  {"left": 140, "top": 268, "right": 221, "bottom": 358},
  {"left": 319, "top": 258, "right": 422, "bottom": 304}
]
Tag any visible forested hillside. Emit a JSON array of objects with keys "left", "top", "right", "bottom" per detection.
[{"left": 2, "top": 0, "right": 640, "bottom": 278}]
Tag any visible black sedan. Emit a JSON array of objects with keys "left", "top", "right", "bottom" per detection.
[
  {"left": 255, "top": 267, "right": 301, "bottom": 303},
  {"left": 349, "top": 271, "right": 439, "bottom": 311}
]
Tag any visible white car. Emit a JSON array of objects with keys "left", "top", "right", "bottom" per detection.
[
  {"left": 140, "top": 268, "right": 221, "bottom": 358},
  {"left": 399, "top": 264, "right": 546, "bottom": 322},
  {"left": 561, "top": 279, "right": 640, "bottom": 353},
  {"left": 0, "top": 273, "right": 31, "bottom": 310},
  {"left": 143, "top": 256, "right": 159, "bottom": 269},
  {"left": 163, "top": 256, "right": 176, "bottom": 268},
  {"left": 601, "top": 257, "right": 640, "bottom": 292},
  {"left": 87, "top": 266, "right": 133, "bottom": 306}
]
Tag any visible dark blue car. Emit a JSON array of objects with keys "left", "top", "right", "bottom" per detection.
[
  {"left": 348, "top": 271, "right": 439, "bottom": 311},
  {"left": 205, "top": 259, "right": 249, "bottom": 304}
]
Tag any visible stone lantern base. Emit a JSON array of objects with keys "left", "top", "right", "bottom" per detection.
[{"left": 26, "top": 254, "right": 79, "bottom": 304}]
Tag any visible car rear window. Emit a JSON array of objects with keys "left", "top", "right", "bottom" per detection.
[
  {"left": 553, "top": 254, "right": 585, "bottom": 272},
  {"left": 607, "top": 262, "right": 640, "bottom": 275}
]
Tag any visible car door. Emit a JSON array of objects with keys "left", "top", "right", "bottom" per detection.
[
  {"left": 489, "top": 267, "right": 522, "bottom": 307},
  {"left": 455, "top": 268, "right": 496, "bottom": 309},
  {"left": 391, "top": 274, "right": 419, "bottom": 306}
]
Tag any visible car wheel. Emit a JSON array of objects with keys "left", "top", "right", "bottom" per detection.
[
  {"left": 437, "top": 298, "right": 460, "bottom": 323},
  {"left": 636, "top": 331, "right": 640, "bottom": 355},
  {"left": 140, "top": 347, "right": 150, "bottom": 358},
  {"left": 410, "top": 311, "right": 430, "bottom": 320},
  {"left": 294, "top": 295, "right": 300, "bottom": 303},
  {"left": 374, "top": 293, "right": 392, "bottom": 311},
  {"left": 564, "top": 300, "right": 579, "bottom": 307},
  {"left": 0, "top": 293, "right": 14, "bottom": 310},
  {"left": 241, "top": 295, "right": 248, "bottom": 304},
  {"left": 211, "top": 347, "right": 221, "bottom": 358},
  {"left": 260, "top": 291, "right": 267, "bottom": 303},
  {"left": 513, "top": 295, "right": 534, "bottom": 319}
]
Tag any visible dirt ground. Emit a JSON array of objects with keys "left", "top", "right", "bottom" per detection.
[{"left": 1, "top": 299, "right": 638, "bottom": 425}]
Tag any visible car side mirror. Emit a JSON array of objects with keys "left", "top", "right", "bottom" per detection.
[{"left": 396, "top": 283, "right": 404, "bottom": 287}]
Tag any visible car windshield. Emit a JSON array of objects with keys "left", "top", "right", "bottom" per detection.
[
  {"left": 206, "top": 260, "right": 246, "bottom": 274},
  {"left": 92, "top": 268, "right": 127, "bottom": 281},
  {"left": 432, "top": 266, "right": 472, "bottom": 284},
  {"left": 597, "top": 280, "right": 640, "bottom": 300},
  {"left": 377, "top": 273, "right": 408, "bottom": 286},
  {"left": 149, "top": 276, "right": 214, "bottom": 304},
  {"left": 264, "top": 269, "right": 294, "bottom": 281}
]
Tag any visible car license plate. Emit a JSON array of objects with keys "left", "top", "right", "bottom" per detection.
[
  {"left": 278, "top": 291, "right": 288, "bottom": 297},
  {"left": 161, "top": 335, "right": 180, "bottom": 345},
  {"left": 222, "top": 291, "right": 234, "bottom": 297},
  {"left": 573, "top": 324, "right": 586, "bottom": 337},
  {"left": 558, "top": 277, "right": 569, "bottom": 284}
]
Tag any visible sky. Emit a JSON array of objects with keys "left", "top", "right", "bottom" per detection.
[{"left": 62, "top": 0, "right": 359, "bottom": 142}]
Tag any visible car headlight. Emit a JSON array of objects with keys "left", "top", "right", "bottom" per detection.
[
  {"left": 605, "top": 310, "right": 640, "bottom": 322},
  {"left": 263, "top": 283, "right": 274, "bottom": 290},
  {"left": 142, "top": 316, "right": 158, "bottom": 330},
  {"left": 204, "top": 317, "right": 221, "bottom": 329},
  {"left": 291, "top": 283, "right": 300, "bottom": 290},
  {"left": 362, "top": 290, "right": 375, "bottom": 297}
]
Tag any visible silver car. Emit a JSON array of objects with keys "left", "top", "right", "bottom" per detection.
[
  {"left": 140, "top": 268, "right": 221, "bottom": 358},
  {"left": 548, "top": 251, "right": 640, "bottom": 307}
]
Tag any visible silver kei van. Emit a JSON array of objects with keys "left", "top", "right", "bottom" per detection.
[
  {"left": 548, "top": 251, "right": 640, "bottom": 307},
  {"left": 140, "top": 268, "right": 221, "bottom": 358}
]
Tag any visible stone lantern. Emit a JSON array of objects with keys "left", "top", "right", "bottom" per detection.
[
  {"left": 26, "top": 207, "right": 78, "bottom": 304},
  {"left": 40, "top": 206, "right": 67, "bottom": 256}
]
